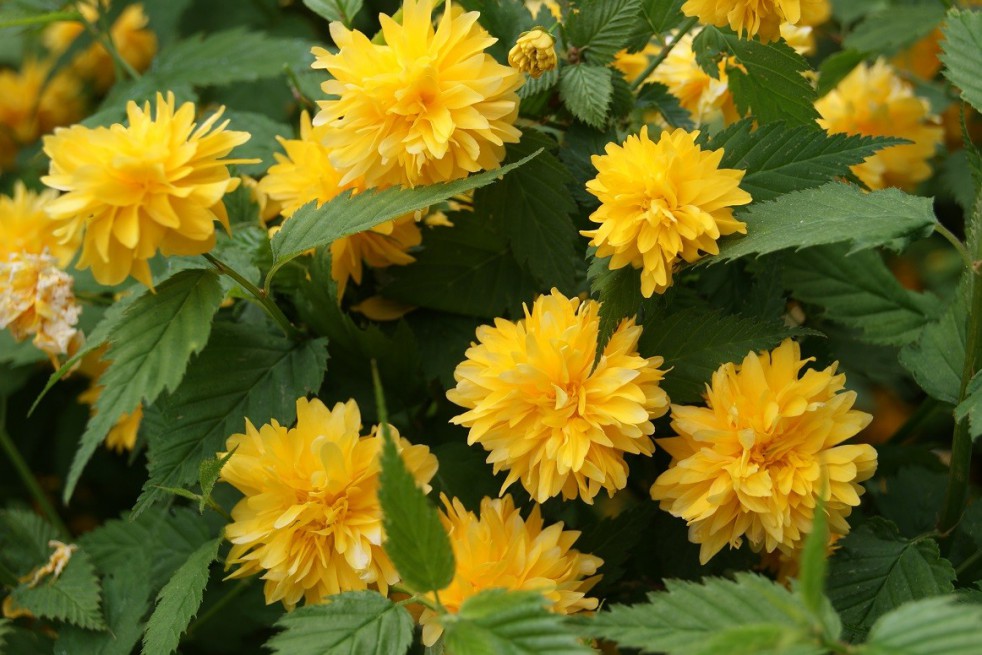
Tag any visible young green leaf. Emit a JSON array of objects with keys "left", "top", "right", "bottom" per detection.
[
  {"left": 267, "top": 591, "right": 414, "bottom": 655},
  {"left": 63, "top": 269, "right": 226, "bottom": 502},
  {"left": 143, "top": 538, "right": 221, "bottom": 655},
  {"left": 197, "top": 448, "right": 236, "bottom": 514},
  {"left": 860, "top": 596, "right": 982, "bottom": 655},
  {"left": 797, "top": 496, "right": 829, "bottom": 618},
  {"left": 302, "top": 0, "right": 362, "bottom": 26},
  {"left": 11, "top": 549, "right": 104, "bottom": 630},
  {"left": 54, "top": 572, "right": 152, "bottom": 655},
  {"left": 443, "top": 589, "right": 593, "bottom": 655},
  {"left": 940, "top": 8, "right": 982, "bottom": 115},
  {"left": 565, "top": 0, "right": 642, "bottom": 65},
  {"left": 559, "top": 64, "right": 614, "bottom": 128}
]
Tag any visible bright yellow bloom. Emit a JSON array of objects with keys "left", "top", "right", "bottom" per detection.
[
  {"left": 508, "top": 28, "right": 558, "bottom": 78},
  {"left": 816, "top": 60, "right": 943, "bottom": 191},
  {"left": 683, "top": 0, "right": 829, "bottom": 42},
  {"left": 448, "top": 289, "right": 669, "bottom": 504},
  {"left": 257, "top": 112, "right": 422, "bottom": 298},
  {"left": 42, "top": 92, "right": 252, "bottom": 287},
  {"left": 419, "top": 494, "right": 602, "bottom": 646},
  {"left": 582, "top": 127, "right": 751, "bottom": 298},
  {"left": 0, "top": 251, "right": 80, "bottom": 359},
  {"left": 44, "top": 2, "right": 157, "bottom": 91},
  {"left": 0, "top": 182, "right": 79, "bottom": 267},
  {"left": 77, "top": 350, "right": 143, "bottom": 453},
  {"left": 0, "top": 58, "right": 84, "bottom": 159},
  {"left": 311, "top": 0, "right": 523, "bottom": 188},
  {"left": 219, "top": 397, "right": 438, "bottom": 609},
  {"left": 650, "top": 339, "right": 877, "bottom": 564},
  {"left": 780, "top": 23, "right": 816, "bottom": 56}
]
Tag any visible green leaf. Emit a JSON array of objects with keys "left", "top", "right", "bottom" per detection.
[
  {"left": 302, "top": 0, "right": 362, "bottom": 26},
  {"left": 638, "top": 305, "right": 804, "bottom": 403},
  {"left": 861, "top": 596, "right": 982, "bottom": 655},
  {"left": 0, "top": 508, "right": 59, "bottom": 575},
  {"left": 197, "top": 448, "right": 236, "bottom": 514},
  {"left": 782, "top": 245, "right": 943, "bottom": 347},
  {"left": 693, "top": 27, "right": 818, "bottom": 125},
  {"left": 639, "top": 0, "right": 686, "bottom": 35},
  {"left": 954, "top": 371, "right": 982, "bottom": 442},
  {"left": 827, "top": 519, "right": 956, "bottom": 641},
  {"left": 899, "top": 285, "right": 967, "bottom": 405},
  {"left": 11, "top": 549, "right": 104, "bottom": 630},
  {"left": 588, "top": 254, "right": 642, "bottom": 357},
  {"left": 940, "top": 8, "right": 982, "bottom": 115},
  {"left": 637, "top": 82, "right": 695, "bottom": 129},
  {"left": 270, "top": 153, "right": 539, "bottom": 270},
  {"left": 844, "top": 5, "right": 945, "bottom": 56},
  {"left": 798, "top": 496, "right": 829, "bottom": 618},
  {"left": 559, "top": 64, "right": 614, "bottom": 128},
  {"left": 716, "top": 183, "right": 938, "bottom": 263},
  {"left": 55, "top": 572, "right": 152, "bottom": 655},
  {"left": 566, "top": 0, "right": 642, "bottom": 65},
  {"left": 143, "top": 538, "right": 221, "bottom": 655},
  {"left": 222, "top": 110, "right": 290, "bottom": 177},
  {"left": 816, "top": 49, "right": 867, "bottom": 98},
  {"left": 64, "top": 269, "right": 225, "bottom": 501},
  {"left": 703, "top": 120, "right": 908, "bottom": 203},
  {"left": 373, "top": 367, "right": 455, "bottom": 593},
  {"left": 134, "top": 322, "right": 328, "bottom": 515},
  {"left": 587, "top": 573, "right": 819, "bottom": 655},
  {"left": 444, "top": 590, "right": 593, "bottom": 655},
  {"left": 474, "top": 130, "right": 578, "bottom": 291},
  {"left": 267, "top": 591, "right": 414, "bottom": 655}
]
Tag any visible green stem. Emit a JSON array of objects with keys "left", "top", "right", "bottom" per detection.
[
  {"left": 283, "top": 64, "right": 316, "bottom": 112},
  {"left": 955, "top": 548, "right": 982, "bottom": 576},
  {"left": 186, "top": 579, "right": 252, "bottom": 636},
  {"left": 203, "top": 254, "right": 302, "bottom": 340},
  {"left": 75, "top": 291, "right": 114, "bottom": 307},
  {"left": 630, "top": 16, "right": 699, "bottom": 91},
  {"left": 0, "top": 10, "right": 82, "bottom": 29},
  {"left": 76, "top": 1, "right": 140, "bottom": 81},
  {"left": 0, "top": 398, "right": 70, "bottom": 539},
  {"left": 935, "top": 223, "right": 973, "bottom": 270}
]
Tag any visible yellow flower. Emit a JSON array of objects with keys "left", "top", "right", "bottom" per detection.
[
  {"left": 780, "top": 23, "right": 816, "bottom": 56},
  {"left": 650, "top": 339, "right": 877, "bottom": 564},
  {"left": 257, "top": 112, "right": 422, "bottom": 298},
  {"left": 816, "top": 60, "right": 943, "bottom": 191},
  {"left": 582, "top": 127, "right": 751, "bottom": 298},
  {"left": 44, "top": 2, "right": 157, "bottom": 91},
  {"left": 219, "top": 397, "right": 438, "bottom": 609},
  {"left": 42, "top": 92, "right": 252, "bottom": 287},
  {"left": 0, "top": 251, "right": 80, "bottom": 360},
  {"left": 682, "top": 0, "right": 829, "bottom": 42},
  {"left": 508, "top": 28, "right": 558, "bottom": 78},
  {"left": 77, "top": 350, "right": 143, "bottom": 453},
  {"left": 311, "top": 0, "right": 523, "bottom": 188},
  {"left": 0, "top": 58, "right": 84, "bottom": 153},
  {"left": 0, "top": 182, "right": 79, "bottom": 267},
  {"left": 419, "top": 494, "right": 602, "bottom": 646},
  {"left": 447, "top": 289, "right": 669, "bottom": 504}
]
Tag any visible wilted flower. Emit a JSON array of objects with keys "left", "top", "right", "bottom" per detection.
[
  {"left": 311, "top": 0, "right": 522, "bottom": 187},
  {"left": 0, "top": 251, "right": 80, "bottom": 360},
  {"left": 508, "top": 28, "right": 558, "bottom": 78},
  {"left": 448, "top": 289, "right": 669, "bottom": 504},
  {"left": 817, "top": 60, "right": 943, "bottom": 191},
  {"left": 419, "top": 495, "right": 602, "bottom": 646},
  {"left": 582, "top": 126, "right": 751, "bottom": 297},
  {"left": 682, "top": 0, "right": 829, "bottom": 42},
  {"left": 42, "top": 92, "right": 252, "bottom": 286},
  {"left": 650, "top": 339, "right": 877, "bottom": 564},
  {"left": 257, "top": 112, "right": 422, "bottom": 298},
  {"left": 0, "top": 182, "right": 79, "bottom": 267},
  {"left": 219, "top": 397, "right": 438, "bottom": 609}
]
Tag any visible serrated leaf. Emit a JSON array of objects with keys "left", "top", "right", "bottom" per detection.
[
  {"left": 0, "top": 509, "right": 59, "bottom": 576},
  {"left": 197, "top": 448, "right": 235, "bottom": 513},
  {"left": 703, "top": 120, "right": 908, "bottom": 203},
  {"left": 782, "top": 245, "right": 943, "bottom": 346},
  {"left": 715, "top": 183, "right": 938, "bottom": 262},
  {"left": 940, "top": 8, "right": 982, "bottom": 115},
  {"left": 899, "top": 284, "right": 967, "bottom": 405},
  {"left": 64, "top": 269, "right": 225, "bottom": 501},
  {"left": 474, "top": 130, "right": 577, "bottom": 291},
  {"left": 143, "top": 538, "right": 221, "bottom": 655},
  {"left": 954, "top": 371, "right": 982, "bottom": 442},
  {"left": 566, "top": 0, "right": 642, "bottom": 65},
  {"left": 269, "top": 153, "right": 538, "bottom": 271},
  {"left": 587, "top": 573, "right": 818, "bottom": 655},
  {"left": 54, "top": 572, "right": 152, "bottom": 655},
  {"left": 444, "top": 589, "right": 593, "bottom": 655},
  {"left": 588, "top": 254, "right": 642, "bottom": 357},
  {"left": 559, "top": 64, "right": 614, "bottom": 128},
  {"left": 267, "top": 591, "right": 413, "bottom": 655},
  {"left": 844, "top": 5, "right": 945, "bottom": 56},
  {"left": 134, "top": 322, "right": 328, "bottom": 515},
  {"left": 827, "top": 519, "right": 955, "bottom": 641},
  {"left": 639, "top": 0, "right": 686, "bottom": 35},
  {"left": 861, "top": 596, "right": 982, "bottom": 655},
  {"left": 11, "top": 549, "right": 104, "bottom": 630},
  {"left": 637, "top": 82, "right": 694, "bottom": 129},
  {"left": 866, "top": 468, "right": 948, "bottom": 539},
  {"left": 302, "top": 0, "right": 362, "bottom": 25}
]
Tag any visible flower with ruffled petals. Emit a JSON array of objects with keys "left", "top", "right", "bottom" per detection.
[
  {"left": 219, "top": 397, "right": 438, "bottom": 609},
  {"left": 42, "top": 92, "right": 252, "bottom": 286},
  {"left": 683, "top": 0, "right": 829, "bottom": 42},
  {"left": 817, "top": 59, "right": 942, "bottom": 191},
  {"left": 582, "top": 127, "right": 751, "bottom": 298},
  {"left": 448, "top": 289, "right": 669, "bottom": 504},
  {"left": 650, "top": 339, "right": 877, "bottom": 564},
  {"left": 257, "top": 112, "right": 422, "bottom": 298},
  {"left": 419, "top": 494, "right": 602, "bottom": 646},
  {"left": 0, "top": 182, "right": 79, "bottom": 267},
  {"left": 311, "top": 0, "right": 522, "bottom": 187},
  {"left": 0, "top": 251, "right": 80, "bottom": 360}
]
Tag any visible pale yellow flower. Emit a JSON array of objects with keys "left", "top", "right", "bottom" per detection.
[
  {"left": 683, "top": 0, "right": 829, "bottom": 42},
  {"left": 311, "top": 0, "right": 523, "bottom": 187},
  {"left": 419, "top": 494, "right": 602, "bottom": 646},
  {"left": 0, "top": 251, "right": 80, "bottom": 360},
  {"left": 508, "top": 28, "right": 558, "bottom": 78},
  {"left": 650, "top": 339, "right": 877, "bottom": 564},
  {"left": 780, "top": 23, "right": 815, "bottom": 56},
  {"left": 0, "top": 58, "right": 84, "bottom": 158},
  {"left": 219, "top": 397, "right": 438, "bottom": 609},
  {"left": 42, "top": 92, "right": 252, "bottom": 286},
  {"left": 0, "top": 182, "right": 79, "bottom": 267},
  {"left": 582, "top": 127, "right": 751, "bottom": 298},
  {"left": 817, "top": 60, "right": 943, "bottom": 191},
  {"left": 448, "top": 289, "right": 669, "bottom": 504}
]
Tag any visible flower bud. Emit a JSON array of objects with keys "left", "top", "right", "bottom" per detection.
[{"left": 507, "top": 28, "right": 557, "bottom": 78}]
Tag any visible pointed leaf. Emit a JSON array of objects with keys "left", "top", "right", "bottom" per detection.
[{"left": 940, "top": 8, "right": 982, "bottom": 114}]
